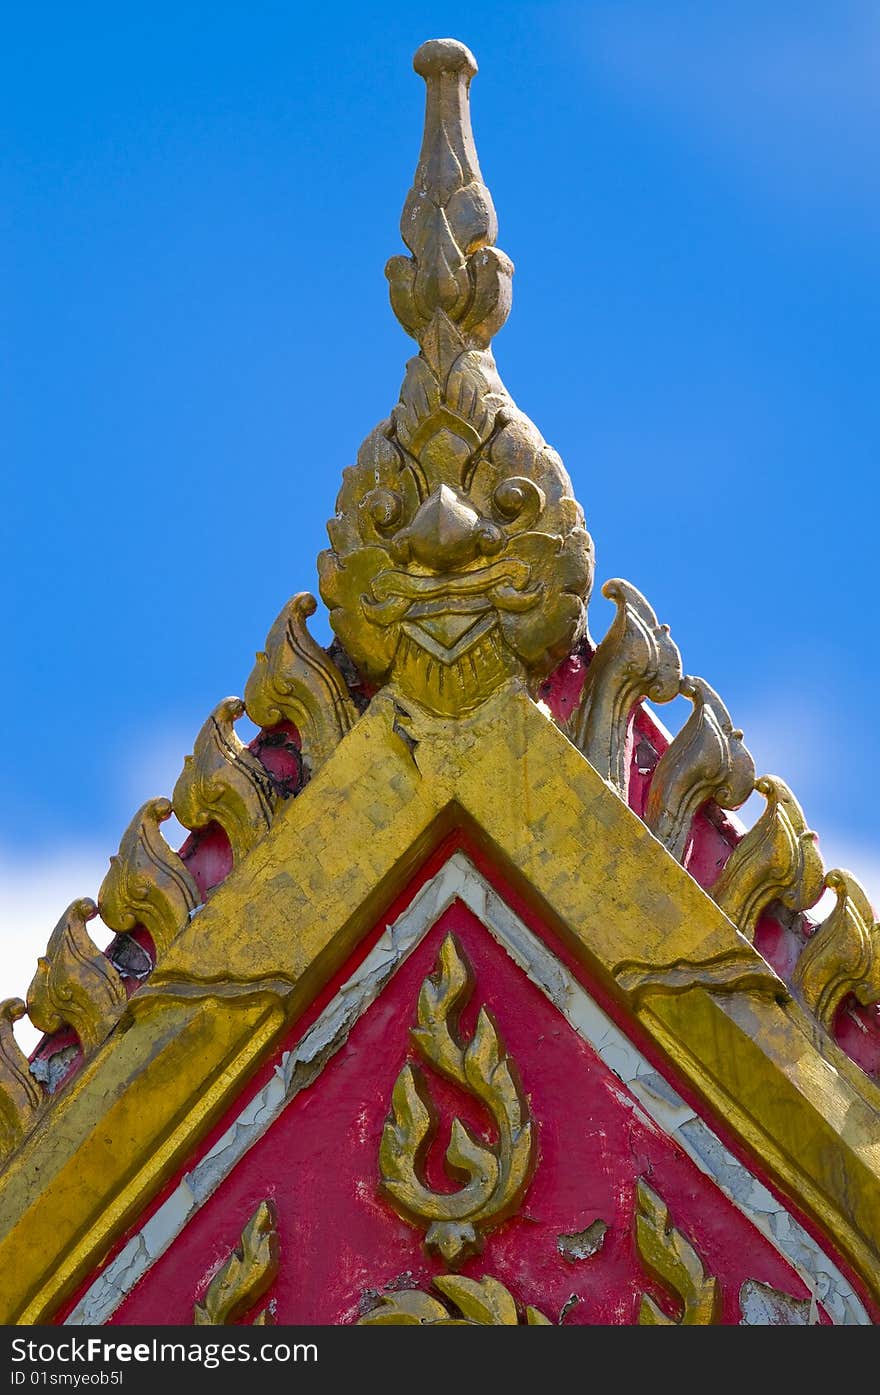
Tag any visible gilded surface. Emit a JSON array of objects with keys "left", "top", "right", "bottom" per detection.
[
  {"left": 26, "top": 899, "right": 126, "bottom": 1055},
  {"left": 711, "top": 775, "right": 824, "bottom": 942},
  {"left": 98, "top": 797, "right": 201, "bottom": 957},
  {"left": 244, "top": 592, "right": 357, "bottom": 776},
  {"left": 318, "top": 40, "right": 592, "bottom": 715},
  {"left": 793, "top": 870, "right": 880, "bottom": 1031},
  {"left": 635, "top": 1178, "right": 719, "bottom": 1325},
  {"left": 568, "top": 579, "right": 681, "bottom": 791},
  {"left": 0, "top": 1001, "right": 42, "bottom": 1163},
  {"left": 173, "top": 697, "right": 278, "bottom": 865},
  {"left": 645, "top": 676, "right": 755, "bottom": 861},
  {"left": 358, "top": 1275, "right": 550, "bottom": 1325},
  {"left": 193, "top": 1199, "right": 279, "bottom": 1326},
  {"left": 379, "top": 934, "right": 535, "bottom": 1263},
  {"left": 3, "top": 691, "right": 880, "bottom": 1320}
]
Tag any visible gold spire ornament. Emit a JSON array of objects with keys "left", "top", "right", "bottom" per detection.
[{"left": 319, "top": 39, "right": 593, "bottom": 717}]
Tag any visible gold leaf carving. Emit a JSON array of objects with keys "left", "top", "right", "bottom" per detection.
[
  {"left": 645, "top": 677, "right": 755, "bottom": 862},
  {"left": 379, "top": 933, "right": 535, "bottom": 1264},
  {"left": 26, "top": 899, "right": 126, "bottom": 1055},
  {"left": 173, "top": 697, "right": 278, "bottom": 865},
  {"left": 710, "top": 775, "right": 824, "bottom": 942},
  {"left": 0, "top": 999, "right": 42, "bottom": 1162},
  {"left": 635, "top": 1178, "right": 719, "bottom": 1325},
  {"left": 317, "top": 41, "right": 593, "bottom": 716},
  {"left": 793, "top": 870, "right": 880, "bottom": 1032},
  {"left": 568, "top": 579, "right": 681, "bottom": 790},
  {"left": 244, "top": 593, "right": 357, "bottom": 777},
  {"left": 193, "top": 1199, "right": 279, "bottom": 1326},
  {"left": 98, "top": 797, "right": 200, "bottom": 957},
  {"left": 358, "top": 1275, "right": 550, "bottom": 1325}
]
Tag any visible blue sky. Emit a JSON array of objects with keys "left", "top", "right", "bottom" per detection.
[{"left": 3, "top": 2, "right": 878, "bottom": 1040}]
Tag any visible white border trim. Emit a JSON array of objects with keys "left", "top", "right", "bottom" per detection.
[{"left": 66, "top": 853, "right": 869, "bottom": 1325}]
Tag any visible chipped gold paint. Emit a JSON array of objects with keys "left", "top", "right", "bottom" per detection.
[
  {"left": 711, "top": 775, "right": 824, "bottom": 942},
  {"left": 193, "top": 1199, "right": 279, "bottom": 1326},
  {"left": 244, "top": 592, "right": 357, "bottom": 778},
  {"left": 379, "top": 934, "right": 534, "bottom": 1263},
  {"left": 2, "top": 689, "right": 880, "bottom": 1321},
  {"left": 569, "top": 579, "right": 681, "bottom": 791},
  {"left": 635, "top": 1178, "right": 719, "bottom": 1325},
  {"left": 358, "top": 1274, "right": 550, "bottom": 1325},
  {"left": 98, "top": 797, "right": 200, "bottom": 956},
  {"left": 27, "top": 899, "right": 126, "bottom": 1054},
  {"left": 173, "top": 697, "right": 278, "bottom": 865}
]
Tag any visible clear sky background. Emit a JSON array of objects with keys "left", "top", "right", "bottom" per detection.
[{"left": 3, "top": 1, "right": 878, "bottom": 1048}]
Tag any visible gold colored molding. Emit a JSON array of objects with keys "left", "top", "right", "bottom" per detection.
[
  {"left": 193, "top": 1199, "right": 279, "bottom": 1326},
  {"left": 26, "top": 899, "right": 126, "bottom": 1055},
  {"left": 318, "top": 40, "right": 593, "bottom": 715},
  {"left": 645, "top": 677, "right": 755, "bottom": 861},
  {"left": 173, "top": 697, "right": 278, "bottom": 865},
  {"left": 710, "top": 775, "right": 824, "bottom": 942},
  {"left": 0, "top": 1001, "right": 42, "bottom": 1163},
  {"left": 358, "top": 1274, "right": 550, "bottom": 1325},
  {"left": 379, "top": 933, "right": 535, "bottom": 1264},
  {"left": 568, "top": 578, "right": 681, "bottom": 790},
  {"left": 244, "top": 592, "right": 357, "bottom": 777},
  {"left": 793, "top": 871, "right": 880, "bottom": 1032},
  {"left": 4, "top": 690, "right": 880, "bottom": 1322},
  {"left": 98, "top": 797, "right": 201, "bottom": 957},
  {"left": 635, "top": 1178, "right": 719, "bottom": 1325}
]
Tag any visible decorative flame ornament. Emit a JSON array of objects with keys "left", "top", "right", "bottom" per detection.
[{"left": 379, "top": 934, "right": 536, "bottom": 1264}]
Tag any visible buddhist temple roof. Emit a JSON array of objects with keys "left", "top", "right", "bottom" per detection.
[{"left": 2, "top": 37, "right": 879, "bottom": 1328}]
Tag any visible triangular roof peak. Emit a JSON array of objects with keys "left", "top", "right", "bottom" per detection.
[{"left": 1, "top": 38, "right": 879, "bottom": 1325}]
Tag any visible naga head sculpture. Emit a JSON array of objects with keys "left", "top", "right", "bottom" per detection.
[{"left": 319, "top": 39, "right": 594, "bottom": 716}]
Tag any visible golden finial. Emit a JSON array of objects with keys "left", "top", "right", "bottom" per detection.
[{"left": 319, "top": 39, "right": 593, "bottom": 717}]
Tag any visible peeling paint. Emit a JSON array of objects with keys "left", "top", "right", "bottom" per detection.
[{"left": 557, "top": 1220, "right": 608, "bottom": 1261}]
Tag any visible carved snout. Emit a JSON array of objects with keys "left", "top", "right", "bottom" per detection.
[{"left": 392, "top": 484, "right": 503, "bottom": 570}]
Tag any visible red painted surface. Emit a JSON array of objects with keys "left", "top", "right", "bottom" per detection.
[{"left": 108, "top": 897, "right": 831, "bottom": 1326}]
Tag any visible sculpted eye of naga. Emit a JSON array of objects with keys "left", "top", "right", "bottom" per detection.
[{"left": 319, "top": 39, "right": 593, "bottom": 716}]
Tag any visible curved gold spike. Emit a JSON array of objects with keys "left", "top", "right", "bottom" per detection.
[
  {"left": 193, "top": 1200, "right": 279, "bottom": 1326},
  {"left": 568, "top": 579, "right": 681, "bottom": 790},
  {"left": 792, "top": 870, "right": 880, "bottom": 1032},
  {"left": 635, "top": 1179, "right": 719, "bottom": 1325},
  {"left": 98, "top": 797, "right": 201, "bottom": 957},
  {"left": 645, "top": 677, "right": 755, "bottom": 862},
  {"left": 0, "top": 999, "right": 42, "bottom": 1162},
  {"left": 710, "top": 776, "right": 824, "bottom": 942},
  {"left": 317, "top": 40, "right": 593, "bottom": 716},
  {"left": 26, "top": 899, "right": 126, "bottom": 1055},
  {"left": 173, "top": 698, "right": 278, "bottom": 866},
  {"left": 244, "top": 593, "right": 357, "bottom": 778}
]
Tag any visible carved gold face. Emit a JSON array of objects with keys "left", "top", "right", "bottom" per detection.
[{"left": 319, "top": 394, "right": 593, "bottom": 715}]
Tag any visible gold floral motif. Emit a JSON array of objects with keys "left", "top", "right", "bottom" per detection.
[
  {"left": 318, "top": 39, "right": 593, "bottom": 716},
  {"left": 98, "top": 797, "right": 201, "bottom": 957},
  {"left": 358, "top": 1274, "right": 550, "bottom": 1325},
  {"left": 568, "top": 579, "right": 681, "bottom": 791},
  {"left": 645, "top": 677, "right": 755, "bottom": 862},
  {"left": 710, "top": 775, "right": 824, "bottom": 942},
  {"left": 793, "top": 870, "right": 880, "bottom": 1032},
  {"left": 379, "top": 933, "right": 535, "bottom": 1264},
  {"left": 635, "top": 1178, "right": 719, "bottom": 1325},
  {"left": 173, "top": 698, "right": 278, "bottom": 866},
  {"left": 26, "top": 899, "right": 126, "bottom": 1055},
  {"left": 244, "top": 593, "right": 357, "bottom": 777},
  {"left": 0, "top": 1000, "right": 42, "bottom": 1162},
  {"left": 193, "top": 1200, "right": 279, "bottom": 1326}
]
